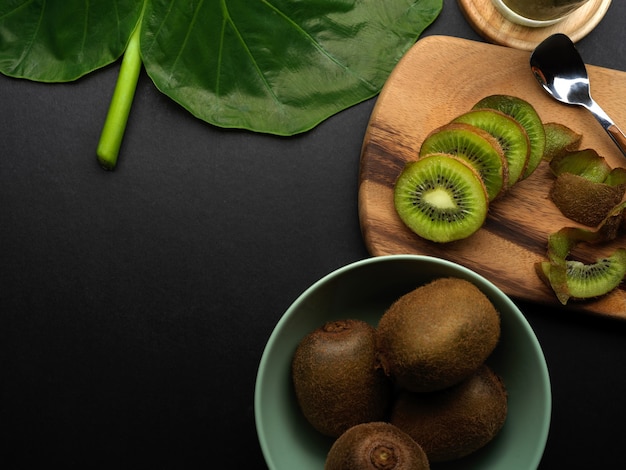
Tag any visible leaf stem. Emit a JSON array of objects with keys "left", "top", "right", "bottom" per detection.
[{"left": 96, "top": 25, "right": 142, "bottom": 170}]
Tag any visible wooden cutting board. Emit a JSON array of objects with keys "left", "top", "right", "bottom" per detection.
[{"left": 359, "top": 35, "right": 626, "bottom": 320}]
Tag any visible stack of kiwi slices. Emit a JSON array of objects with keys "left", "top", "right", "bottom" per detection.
[
  {"left": 394, "top": 94, "right": 545, "bottom": 243},
  {"left": 291, "top": 278, "right": 507, "bottom": 469}
]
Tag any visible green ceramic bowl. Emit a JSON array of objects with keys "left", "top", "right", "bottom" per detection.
[{"left": 255, "top": 255, "right": 551, "bottom": 469}]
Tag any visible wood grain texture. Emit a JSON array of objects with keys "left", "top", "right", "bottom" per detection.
[
  {"left": 458, "top": 0, "right": 611, "bottom": 51},
  {"left": 359, "top": 36, "right": 626, "bottom": 319}
]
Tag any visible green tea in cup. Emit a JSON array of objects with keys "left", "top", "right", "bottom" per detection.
[{"left": 492, "top": 0, "right": 591, "bottom": 27}]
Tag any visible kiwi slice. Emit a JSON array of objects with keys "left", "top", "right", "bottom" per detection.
[
  {"left": 538, "top": 224, "right": 626, "bottom": 304},
  {"left": 389, "top": 365, "right": 508, "bottom": 463},
  {"left": 376, "top": 278, "right": 500, "bottom": 393},
  {"left": 394, "top": 154, "right": 489, "bottom": 243},
  {"left": 473, "top": 94, "right": 545, "bottom": 179},
  {"left": 291, "top": 319, "right": 392, "bottom": 437},
  {"left": 452, "top": 108, "right": 530, "bottom": 187},
  {"left": 536, "top": 249, "right": 626, "bottom": 303},
  {"left": 419, "top": 122, "right": 508, "bottom": 200},
  {"left": 325, "top": 422, "right": 430, "bottom": 470}
]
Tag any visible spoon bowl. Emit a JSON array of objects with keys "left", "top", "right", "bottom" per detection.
[{"left": 530, "top": 33, "right": 626, "bottom": 157}]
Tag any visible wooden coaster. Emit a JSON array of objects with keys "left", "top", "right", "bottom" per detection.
[{"left": 458, "top": 0, "right": 612, "bottom": 50}]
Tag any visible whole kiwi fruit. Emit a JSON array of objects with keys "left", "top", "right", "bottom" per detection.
[
  {"left": 325, "top": 422, "right": 430, "bottom": 470},
  {"left": 292, "top": 319, "right": 392, "bottom": 437},
  {"left": 376, "top": 277, "right": 500, "bottom": 393},
  {"left": 390, "top": 364, "right": 508, "bottom": 462}
]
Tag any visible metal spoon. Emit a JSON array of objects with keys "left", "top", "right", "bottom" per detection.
[{"left": 530, "top": 33, "right": 626, "bottom": 158}]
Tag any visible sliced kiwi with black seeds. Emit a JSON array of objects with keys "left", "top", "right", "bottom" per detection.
[
  {"left": 452, "top": 108, "right": 530, "bottom": 187},
  {"left": 536, "top": 248, "right": 626, "bottom": 303},
  {"left": 394, "top": 153, "right": 488, "bottom": 243},
  {"left": 473, "top": 94, "right": 545, "bottom": 179},
  {"left": 419, "top": 122, "right": 508, "bottom": 200}
]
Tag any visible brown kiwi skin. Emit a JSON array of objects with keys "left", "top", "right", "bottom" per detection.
[
  {"left": 389, "top": 364, "right": 508, "bottom": 463},
  {"left": 376, "top": 278, "right": 500, "bottom": 393},
  {"left": 291, "top": 319, "right": 392, "bottom": 437},
  {"left": 550, "top": 172, "right": 626, "bottom": 227},
  {"left": 325, "top": 422, "right": 430, "bottom": 470}
]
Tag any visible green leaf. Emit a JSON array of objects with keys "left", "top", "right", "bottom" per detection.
[
  {"left": 1, "top": 0, "right": 442, "bottom": 141},
  {"left": 141, "top": 0, "right": 442, "bottom": 134},
  {"left": 0, "top": 0, "right": 143, "bottom": 81}
]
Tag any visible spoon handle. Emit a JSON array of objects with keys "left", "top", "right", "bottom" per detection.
[
  {"left": 586, "top": 100, "right": 626, "bottom": 158},
  {"left": 606, "top": 124, "right": 626, "bottom": 159}
]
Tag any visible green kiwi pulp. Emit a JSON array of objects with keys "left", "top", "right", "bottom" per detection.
[
  {"left": 291, "top": 319, "right": 392, "bottom": 437},
  {"left": 473, "top": 94, "right": 545, "bottom": 179},
  {"left": 376, "top": 277, "right": 501, "bottom": 393},
  {"left": 389, "top": 365, "right": 508, "bottom": 463},
  {"left": 537, "top": 248, "right": 626, "bottom": 303},
  {"left": 324, "top": 422, "right": 430, "bottom": 470},
  {"left": 452, "top": 108, "right": 530, "bottom": 187},
  {"left": 394, "top": 154, "right": 488, "bottom": 243},
  {"left": 419, "top": 122, "right": 508, "bottom": 200},
  {"left": 549, "top": 148, "right": 612, "bottom": 183}
]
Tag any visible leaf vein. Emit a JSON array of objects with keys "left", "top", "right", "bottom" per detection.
[
  {"left": 261, "top": 0, "right": 376, "bottom": 89},
  {"left": 10, "top": 0, "right": 45, "bottom": 76},
  {"left": 221, "top": 1, "right": 279, "bottom": 102}
]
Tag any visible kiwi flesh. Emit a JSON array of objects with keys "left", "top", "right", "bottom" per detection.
[
  {"left": 394, "top": 153, "right": 489, "bottom": 243},
  {"left": 452, "top": 108, "right": 530, "bottom": 187},
  {"left": 536, "top": 248, "right": 626, "bottom": 303},
  {"left": 325, "top": 422, "right": 430, "bottom": 470},
  {"left": 291, "top": 319, "right": 392, "bottom": 437},
  {"left": 389, "top": 364, "right": 508, "bottom": 463},
  {"left": 419, "top": 122, "right": 508, "bottom": 200},
  {"left": 473, "top": 94, "right": 545, "bottom": 179},
  {"left": 376, "top": 277, "right": 500, "bottom": 393},
  {"left": 549, "top": 148, "right": 611, "bottom": 183}
]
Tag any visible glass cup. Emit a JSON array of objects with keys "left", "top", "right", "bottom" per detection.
[{"left": 492, "top": 0, "right": 591, "bottom": 27}]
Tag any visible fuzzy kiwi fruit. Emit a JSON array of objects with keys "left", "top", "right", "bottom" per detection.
[
  {"left": 473, "top": 94, "right": 545, "bottom": 179},
  {"left": 394, "top": 153, "right": 489, "bottom": 243},
  {"left": 390, "top": 364, "right": 508, "bottom": 463},
  {"left": 452, "top": 108, "right": 530, "bottom": 187},
  {"left": 376, "top": 277, "right": 500, "bottom": 393},
  {"left": 419, "top": 122, "right": 508, "bottom": 200},
  {"left": 325, "top": 422, "right": 430, "bottom": 470},
  {"left": 291, "top": 319, "right": 392, "bottom": 437}
]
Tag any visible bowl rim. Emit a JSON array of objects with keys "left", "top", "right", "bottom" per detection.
[{"left": 254, "top": 254, "right": 552, "bottom": 469}]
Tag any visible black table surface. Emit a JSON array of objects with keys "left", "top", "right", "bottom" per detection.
[{"left": 2, "top": 2, "right": 626, "bottom": 469}]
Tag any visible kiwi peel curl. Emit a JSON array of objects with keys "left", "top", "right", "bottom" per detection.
[
  {"left": 536, "top": 203, "right": 626, "bottom": 304},
  {"left": 542, "top": 122, "right": 582, "bottom": 162}
]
